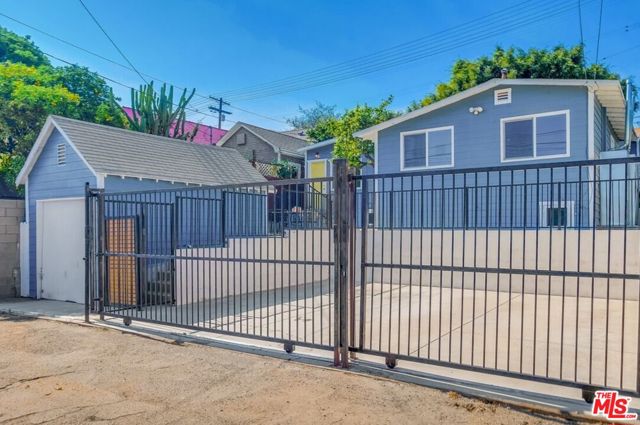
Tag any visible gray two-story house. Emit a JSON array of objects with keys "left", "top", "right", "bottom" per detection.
[{"left": 300, "top": 78, "right": 638, "bottom": 229}]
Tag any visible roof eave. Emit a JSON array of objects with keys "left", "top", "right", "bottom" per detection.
[{"left": 354, "top": 79, "right": 623, "bottom": 139}]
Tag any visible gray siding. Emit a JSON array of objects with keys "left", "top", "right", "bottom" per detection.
[
  {"left": 28, "top": 129, "right": 96, "bottom": 297},
  {"left": 224, "top": 128, "right": 278, "bottom": 163},
  {"left": 304, "top": 142, "right": 374, "bottom": 176},
  {"left": 377, "top": 85, "right": 589, "bottom": 173}
]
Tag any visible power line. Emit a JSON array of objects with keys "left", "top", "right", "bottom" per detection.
[
  {"left": 41, "top": 51, "right": 235, "bottom": 124},
  {"left": 77, "top": 0, "right": 148, "bottom": 84},
  {"left": 216, "top": 0, "right": 593, "bottom": 102},
  {"left": 594, "top": 0, "right": 604, "bottom": 75},
  {"left": 601, "top": 43, "right": 640, "bottom": 61},
  {"left": 223, "top": 1, "right": 592, "bottom": 102},
  {"left": 0, "top": 12, "right": 288, "bottom": 125},
  {"left": 578, "top": 0, "right": 586, "bottom": 78}
]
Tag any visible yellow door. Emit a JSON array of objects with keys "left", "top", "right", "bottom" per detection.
[
  {"left": 309, "top": 160, "right": 326, "bottom": 192},
  {"left": 308, "top": 161, "right": 326, "bottom": 211}
]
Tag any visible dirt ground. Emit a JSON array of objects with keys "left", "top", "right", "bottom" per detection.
[{"left": 0, "top": 315, "right": 584, "bottom": 425}]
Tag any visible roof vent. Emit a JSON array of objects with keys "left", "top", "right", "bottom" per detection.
[
  {"left": 56, "top": 143, "right": 66, "bottom": 165},
  {"left": 494, "top": 88, "right": 512, "bottom": 105},
  {"left": 500, "top": 68, "right": 508, "bottom": 79}
]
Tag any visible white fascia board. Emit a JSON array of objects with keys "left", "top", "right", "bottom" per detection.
[{"left": 15, "top": 116, "right": 99, "bottom": 185}]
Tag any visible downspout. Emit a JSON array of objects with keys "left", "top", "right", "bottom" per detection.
[{"left": 624, "top": 80, "right": 635, "bottom": 151}]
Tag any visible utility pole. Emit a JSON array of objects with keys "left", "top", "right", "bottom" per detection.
[{"left": 208, "top": 97, "right": 232, "bottom": 129}]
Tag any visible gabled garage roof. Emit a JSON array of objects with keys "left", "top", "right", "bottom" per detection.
[
  {"left": 354, "top": 79, "right": 627, "bottom": 140},
  {"left": 16, "top": 115, "right": 266, "bottom": 186}
]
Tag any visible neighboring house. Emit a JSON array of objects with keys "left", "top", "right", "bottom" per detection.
[
  {"left": 122, "top": 107, "right": 227, "bottom": 145},
  {"left": 300, "top": 78, "right": 638, "bottom": 228},
  {"left": 15, "top": 115, "right": 266, "bottom": 304},
  {"left": 217, "top": 122, "right": 310, "bottom": 177}
]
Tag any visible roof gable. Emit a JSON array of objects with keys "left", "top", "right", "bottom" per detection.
[
  {"left": 16, "top": 116, "right": 266, "bottom": 187},
  {"left": 355, "top": 79, "right": 626, "bottom": 139},
  {"left": 218, "top": 122, "right": 310, "bottom": 157}
]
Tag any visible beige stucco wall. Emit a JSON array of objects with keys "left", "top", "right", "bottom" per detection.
[
  {"left": 175, "top": 230, "right": 333, "bottom": 305},
  {"left": 175, "top": 228, "right": 640, "bottom": 304}
]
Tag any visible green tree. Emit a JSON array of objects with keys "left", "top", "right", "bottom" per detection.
[
  {"left": 118, "top": 82, "right": 199, "bottom": 140},
  {"left": 51, "top": 65, "right": 127, "bottom": 125},
  {"left": 410, "top": 45, "right": 622, "bottom": 111},
  {"left": 0, "top": 153, "right": 25, "bottom": 195},
  {"left": 0, "top": 27, "right": 129, "bottom": 189},
  {"left": 330, "top": 96, "right": 399, "bottom": 168},
  {"left": 0, "top": 62, "right": 81, "bottom": 156},
  {"left": 0, "top": 26, "right": 49, "bottom": 67},
  {"left": 286, "top": 101, "right": 339, "bottom": 131},
  {"left": 271, "top": 159, "right": 299, "bottom": 179}
]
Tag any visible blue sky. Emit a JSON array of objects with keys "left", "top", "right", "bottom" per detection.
[{"left": 0, "top": 0, "right": 638, "bottom": 130}]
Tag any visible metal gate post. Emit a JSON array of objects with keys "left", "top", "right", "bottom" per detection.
[
  {"left": 84, "top": 183, "right": 91, "bottom": 323},
  {"left": 97, "top": 189, "right": 106, "bottom": 320},
  {"left": 333, "top": 159, "right": 349, "bottom": 368}
]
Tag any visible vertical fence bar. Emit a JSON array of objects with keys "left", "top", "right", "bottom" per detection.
[
  {"left": 358, "top": 178, "right": 368, "bottom": 350},
  {"left": 333, "top": 159, "right": 349, "bottom": 367},
  {"left": 84, "top": 182, "right": 91, "bottom": 323}
]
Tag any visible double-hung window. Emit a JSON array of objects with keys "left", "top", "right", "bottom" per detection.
[
  {"left": 501, "top": 110, "right": 569, "bottom": 162},
  {"left": 401, "top": 126, "right": 454, "bottom": 170}
]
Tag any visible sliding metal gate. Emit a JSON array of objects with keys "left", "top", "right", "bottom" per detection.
[
  {"left": 87, "top": 158, "right": 640, "bottom": 395},
  {"left": 86, "top": 172, "right": 347, "bottom": 362}
]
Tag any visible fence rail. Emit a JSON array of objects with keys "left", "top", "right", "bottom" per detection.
[{"left": 86, "top": 157, "right": 640, "bottom": 396}]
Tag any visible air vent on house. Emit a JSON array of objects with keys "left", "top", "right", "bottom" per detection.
[
  {"left": 56, "top": 144, "right": 66, "bottom": 165},
  {"left": 238, "top": 133, "right": 246, "bottom": 145},
  {"left": 494, "top": 88, "right": 512, "bottom": 105}
]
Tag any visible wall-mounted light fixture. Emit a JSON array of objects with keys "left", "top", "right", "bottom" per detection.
[
  {"left": 469, "top": 106, "right": 484, "bottom": 115},
  {"left": 314, "top": 152, "right": 320, "bottom": 159}
]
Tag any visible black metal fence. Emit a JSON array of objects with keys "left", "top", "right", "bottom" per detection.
[
  {"left": 351, "top": 157, "right": 640, "bottom": 394},
  {"left": 86, "top": 157, "right": 640, "bottom": 395},
  {"left": 87, "top": 176, "right": 337, "bottom": 352}
]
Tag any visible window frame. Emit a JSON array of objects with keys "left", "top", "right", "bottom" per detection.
[
  {"left": 539, "top": 200, "right": 575, "bottom": 228},
  {"left": 500, "top": 110, "right": 570, "bottom": 163},
  {"left": 400, "top": 125, "right": 455, "bottom": 171}
]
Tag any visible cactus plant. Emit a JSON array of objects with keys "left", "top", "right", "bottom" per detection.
[{"left": 116, "top": 82, "right": 199, "bottom": 141}]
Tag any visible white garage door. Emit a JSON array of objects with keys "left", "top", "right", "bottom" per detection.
[{"left": 37, "top": 198, "right": 85, "bottom": 303}]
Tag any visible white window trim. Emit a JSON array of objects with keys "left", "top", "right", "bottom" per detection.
[
  {"left": 500, "top": 110, "right": 570, "bottom": 163},
  {"left": 400, "top": 125, "right": 455, "bottom": 171},
  {"left": 494, "top": 88, "right": 512, "bottom": 105},
  {"left": 539, "top": 200, "right": 575, "bottom": 227}
]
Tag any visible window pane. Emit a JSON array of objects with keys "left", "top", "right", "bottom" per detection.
[
  {"left": 536, "top": 114, "right": 566, "bottom": 156},
  {"left": 547, "top": 207, "right": 567, "bottom": 227},
  {"left": 428, "top": 128, "right": 452, "bottom": 166},
  {"left": 504, "top": 119, "right": 533, "bottom": 159},
  {"left": 403, "top": 133, "right": 426, "bottom": 168}
]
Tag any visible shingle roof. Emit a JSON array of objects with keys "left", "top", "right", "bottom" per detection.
[
  {"left": 50, "top": 116, "right": 266, "bottom": 186},
  {"left": 230, "top": 122, "right": 311, "bottom": 156}
]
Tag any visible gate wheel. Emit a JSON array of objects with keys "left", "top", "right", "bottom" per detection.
[
  {"left": 284, "top": 343, "right": 295, "bottom": 354},
  {"left": 385, "top": 356, "right": 397, "bottom": 369},
  {"left": 123, "top": 317, "right": 132, "bottom": 327},
  {"left": 581, "top": 386, "right": 598, "bottom": 404}
]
